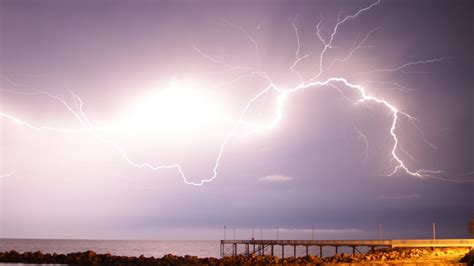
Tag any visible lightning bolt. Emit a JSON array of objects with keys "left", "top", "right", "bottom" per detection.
[
  {"left": 1, "top": 0, "right": 472, "bottom": 185},
  {"left": 355, "top": 57, "right": 453, "bottom": 76},
  {"left": 352, "top": 125, "right": 369, "bottom": 164}
]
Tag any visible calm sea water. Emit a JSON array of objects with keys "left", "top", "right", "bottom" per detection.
[
  {"left": 0, "top": 239, "right": 221, "bottom": 258},
  {"left": 0, "top": 239, "right": 368, "bottom": 258}
]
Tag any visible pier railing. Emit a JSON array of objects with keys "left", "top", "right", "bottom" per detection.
[{"left": 220, "top": 239, "right": 474, "bottom": 258}]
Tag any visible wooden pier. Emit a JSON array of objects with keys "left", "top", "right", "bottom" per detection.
[{"left": 220, "top": 239, "right": 474, "bottom": 258}]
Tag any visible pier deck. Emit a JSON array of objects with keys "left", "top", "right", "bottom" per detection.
[{"left": 220, "top": 239, "right": 474, "bottom": 257}]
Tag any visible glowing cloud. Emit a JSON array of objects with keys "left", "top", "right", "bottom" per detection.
[
  {"left": 119, "top": 79, "right": 225, "bottom": 133},
  {"left": 258, "top": 175, "right": 294, "bottom": 183}
]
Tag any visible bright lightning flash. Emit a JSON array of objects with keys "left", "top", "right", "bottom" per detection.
[
  {"left": 1, "top": 0, "right": 470, "bottom": 185},
  {"left": 119, "top": 80, "right": 225, "bottom": 134}
]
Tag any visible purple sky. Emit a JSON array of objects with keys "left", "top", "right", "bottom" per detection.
[{"left": 0, "top": 0, "right": 472, "bottom": 240}]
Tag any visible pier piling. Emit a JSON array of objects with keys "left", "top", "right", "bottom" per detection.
[{"left": 220, "top": 239, "right": 474, "bottom": 257}]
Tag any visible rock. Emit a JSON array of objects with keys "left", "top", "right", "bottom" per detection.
[
  {"left": 460, "top": 250, "right": 474, "bottom": 266},
  {"left": 0, "top": 248, "right": 471, "bottom": 265}
]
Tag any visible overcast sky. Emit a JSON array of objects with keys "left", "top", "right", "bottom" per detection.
[{"left": 0, "top": 0, "right": 472, "bottom": 240}]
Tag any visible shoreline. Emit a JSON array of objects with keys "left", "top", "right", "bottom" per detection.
[{"left": 0, "top": 247, "right": 472, "bottom": 265}]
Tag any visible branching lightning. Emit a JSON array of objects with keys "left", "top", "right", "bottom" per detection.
[
  {"left": 355, "top": 57, "right": 452, "bottom": 76},
  {"left": 1, "top": 0, "right": 472, "bottom": 185}
]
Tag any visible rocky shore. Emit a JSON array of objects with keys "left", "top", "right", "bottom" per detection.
[{"left": 0, "top": 247, "right": 471, "bottom": 265}]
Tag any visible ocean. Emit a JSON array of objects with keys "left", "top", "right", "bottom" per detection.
[
  {"left": 0, "top": 238, "right": 368, "bottom": 258},
  {"left": 0, "top": 239, "right": 221, "bottom": 258}
]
